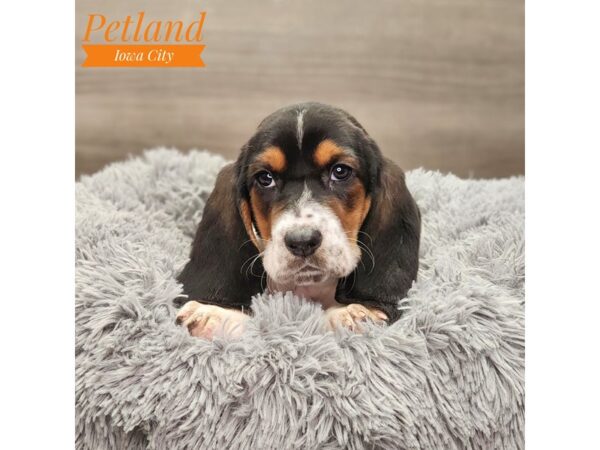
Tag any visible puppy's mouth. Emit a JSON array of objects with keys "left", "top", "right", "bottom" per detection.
[
  {"left": 292, "top": 265, "right": 326, "bottom": 285},
  {"left": 274, "top": 261, "right": 327, "bottom": 285}
]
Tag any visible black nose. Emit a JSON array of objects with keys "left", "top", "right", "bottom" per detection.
[{"left": 284, "top": 228, "right": 323, "bottom": 257}]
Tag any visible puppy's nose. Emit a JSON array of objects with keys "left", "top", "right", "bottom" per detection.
[{"left": 284, "top": 228, "right": 322, "bottom": 257}]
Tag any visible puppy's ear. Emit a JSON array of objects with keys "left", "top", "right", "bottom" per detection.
[
  {"left": 336, "top": 158, "right": 421, "bottom": 323},
  {"left": 176, "top": 162, "right": 263, "bottom": 310}
]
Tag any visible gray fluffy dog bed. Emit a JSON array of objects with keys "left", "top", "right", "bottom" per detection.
[{"left": 76, "top": 149, "right": 524, "bottom": 449}]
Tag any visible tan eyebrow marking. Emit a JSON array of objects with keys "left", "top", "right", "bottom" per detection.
[
  {"left": 257, "top": 146, "right": 287, "bottom": 172},
  {"left": 313, "top": 139, "right": 346, "bottom": 167}
]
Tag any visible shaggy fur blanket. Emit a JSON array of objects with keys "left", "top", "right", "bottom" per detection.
[{"left": 75, "top": 149, "right": 524, "bottom": 449}]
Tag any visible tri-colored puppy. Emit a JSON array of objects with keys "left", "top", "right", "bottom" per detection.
[{"left": 175, "top": 102, "right": 421, "bottom": 339}]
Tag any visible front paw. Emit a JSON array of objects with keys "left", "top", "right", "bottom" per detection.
[
  {"left": 175, "top": 301, "right": 248, "bottom": 340},
  {"left": 324, "top": 303, "right": 388, "bottom": 332}
]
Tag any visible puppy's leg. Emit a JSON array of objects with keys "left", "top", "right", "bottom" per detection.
[
  {"left": 176, "top": 301, "right": 249, "bottom": 340},
  {"left": 324, "top": 303, "right": 388, "bottom": 332}
]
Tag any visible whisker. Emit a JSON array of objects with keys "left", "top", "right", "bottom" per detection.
[
  {"left": 343, "top": 232, "right": 376, "bottom": 272},
  {"left": 260, "top": 271, "right": 267, "bottom": 291},
  {"left": 357, "top": 230, "right": 374, "bottom": 246},
  {"left": 238, "top": 238, "right": 256, "bottom": 251},
  {"left": 241, "top": 251, "right": 264, "bottom": 279},
  {"left": 360, "top": 247, "right": 376, "bottom": 274},
  {"left": 356, "top": 253, "right": 367, "bottom": 270},
  {"left": 248, "top": 252, "right": 264, "bottom": 278},
  {"left": 347, "top": 238, "right": 376, "bottom": 274},
  {"left": 240, "top": 253, "right": 258, "bottom": 275},
  {"left": 246, "top": 252, "right": 264, "bottom": 279},
  {"left": 343, "top": 230, "right": 374, "bottom": 246}
]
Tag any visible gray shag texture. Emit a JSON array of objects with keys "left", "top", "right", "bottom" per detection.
[{"left": 76, "top": 149, "right": 524, "bottom": 450}]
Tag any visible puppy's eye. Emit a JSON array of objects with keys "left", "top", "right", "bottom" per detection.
[
  {"left": 256, "top": 171, "right": 275, "bottom": 188},
  {"left": 330, "top": 164, "right": 352, "bottom": 181}
]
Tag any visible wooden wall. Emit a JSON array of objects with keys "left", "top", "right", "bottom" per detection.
[{"left": 76, "top": 0, "right": 524, "bottom": 178}]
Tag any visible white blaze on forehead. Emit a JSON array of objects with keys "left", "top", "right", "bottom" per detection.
[
  {"left": 296, "top": 182, "right": 312, "bottom": 209},
  {"left": 296, "top": 109, "right": 306, "bottom": 149}
]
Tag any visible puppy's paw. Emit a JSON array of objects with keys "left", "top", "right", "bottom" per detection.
[
  {"left": 324, "top": 303, "right": 388, "bottom": 332},
  {"left": 175, "top": 301, "right": 248, "bottom": 340}
]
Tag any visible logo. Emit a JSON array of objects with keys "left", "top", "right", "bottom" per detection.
[{"left": 81, "top": 11, "right": 206, "bottom": 68}]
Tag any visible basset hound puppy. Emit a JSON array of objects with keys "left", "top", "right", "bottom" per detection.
[{"left": 175, "top": 102, "right": 421, "bottom": 339}]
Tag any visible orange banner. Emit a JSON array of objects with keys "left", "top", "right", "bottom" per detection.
[{"left": 82, "top": 45, "right": 205, "bottom": 67}]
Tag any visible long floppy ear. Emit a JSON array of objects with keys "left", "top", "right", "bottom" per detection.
[
  {"left": 336, "top": 157, "right": 421, "bottom": 323},
  {"left": 175, "top": 162, "right": 263, "bottom": 311}
]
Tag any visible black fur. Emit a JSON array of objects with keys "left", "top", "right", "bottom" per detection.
[
  {"left": 335, "top": 158, "right": 421, "bottom": 323},
  {"left": 176, "top": 163, "right": 263, "bottom": 311}
]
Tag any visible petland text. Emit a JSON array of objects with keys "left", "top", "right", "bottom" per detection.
[{"left": 81, "top": 12, "right": 206, "bottom": 67}]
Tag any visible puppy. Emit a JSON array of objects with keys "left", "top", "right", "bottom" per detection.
[{"left": 175, "top": 102, "right": 420, "bottom": 339}]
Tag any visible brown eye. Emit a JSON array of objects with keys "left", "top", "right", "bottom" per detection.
[
  {"left": 330, "top": 164, "right": 352, "bottom": 181},
  {"left": 256, "top": 171, "right": 275, "bottom": 188}
]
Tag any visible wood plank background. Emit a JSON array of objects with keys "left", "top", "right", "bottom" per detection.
[{"left": 76, "top": 0, "right": 524, "bottom": 179}]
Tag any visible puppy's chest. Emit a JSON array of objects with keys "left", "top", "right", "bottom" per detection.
[{"left": 267, "top": 279, "right": 339, "bottom": 309}]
